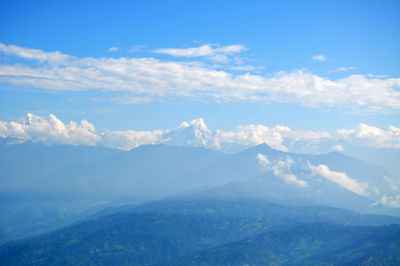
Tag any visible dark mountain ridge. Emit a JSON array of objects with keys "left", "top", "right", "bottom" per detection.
[{"left": 1, "top": 198, "right": 399, "bottom": 265}]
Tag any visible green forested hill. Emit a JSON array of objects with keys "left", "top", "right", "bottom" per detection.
[
  {"left": 170, "top": 223, "right": 400, "bottom": 265},
  {"left": 0, "top": 199, "right": 399, "bottom": 265}
]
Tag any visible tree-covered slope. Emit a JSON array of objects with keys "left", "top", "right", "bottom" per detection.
[
  {"left": 171, "top": 223, "right": 400, "bottom": 266},
  {"left": 1, "top": 198, "right": 399, "bottom": 265}
]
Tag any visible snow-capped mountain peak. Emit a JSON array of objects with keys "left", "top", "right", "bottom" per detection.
[{"left": 162, "top": 118, "right": 213, "bottom": 147}]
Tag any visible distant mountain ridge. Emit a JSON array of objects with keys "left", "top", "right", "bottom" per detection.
[
  {"left": 2, "top": 140, "right": 398, "bottom": 215},
  {"left": 0, "top": 138, "right": 120, "bottom": 188},
  {"left": 1, "top": 140, "right": 399, "bottom": 244}
]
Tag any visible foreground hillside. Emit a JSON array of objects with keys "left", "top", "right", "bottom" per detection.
[
  {"left": 171, "top": 223, "right": 400, "bottom": 265},
  {"left": 1, "top": 198, "right": 399, "bottom": 265}
]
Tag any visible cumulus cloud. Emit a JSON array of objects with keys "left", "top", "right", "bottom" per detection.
[
  {"left": 271, "top": 156, "right": 308, "bottom": 188},
  {"left": 312, "top": 55, "right": 326, "bottom": 61},
  {"left": 0, "top": 113, "right": 99, "bottom": 146},
  {"left": 308, "top": 162, "right": 368, "bottom": 196},
  {"left": 1, "top": 43, "right": 400, "bottom": 112},
  {"left": 215, "top": 125, "right": 288, "bottom": 151},
  {"left": 338, "top": 123, "right": 400, "bottom": 149}
]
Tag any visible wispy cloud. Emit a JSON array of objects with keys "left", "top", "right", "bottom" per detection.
[
  {"left": 330, "top": 144, "right": 344, "bottom": 152},
  {"left": 1, "top": 43, "right": 400, "bottom": 112},
  {"left": 108, "top": 47, "right": 119, "bottom": 52},
  {"left": 257, "top": 153, "right": 270, "bottom": 166},
  {"left": 375, "top": 194, "right": 400, "bottom": 208},
  {"left": 153, "top": 44, "right": 247, "bottom": 64},
  {"left": 129, "top": 45, "right": 145, "bottom": 52},
  {"left": 384, "top": 176, "right": 399, "bottom": 191},
  {"left": 312, "top": 55, "right": 327, "bottom": 61},
  {"left": 0, "top": 43, "right": 71, "bottom": 64},
  {"left": 229, "top": 65, "right": 262, "bottom": 71},
  {"left": 334, "top": 66, "right": 354, "bottom": 72},
  {"left": 272, "top": 156, "right": 308, "bottom": 188},
  {"left": 257, "top": 153, "right": 307, "bottom": 187},
  {"left": 308, "top": 162, "right": 368, "bottom": 196},
  {"left": 153, "top": 44, "right": 246, "bottom": 58}
]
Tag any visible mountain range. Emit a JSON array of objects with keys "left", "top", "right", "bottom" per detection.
[{"left": 0, "top": 137, "right": 400, "bottom": 264}]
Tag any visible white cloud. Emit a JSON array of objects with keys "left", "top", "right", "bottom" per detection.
[
  {"left": 215, "top": 124, "right": 288, "bottom": 152},
  {"left": 312, "top": 55, "right": 327, "bottom": 61},
  {"left": 330, "top": 145, "right": 344, "bottom": 152},
  {"left": 335, "top": 67, "right": 354, "bottom": 72},
  {"left": 153, "top": 44, "right": 247, "bottom": 64},
  {"left": 229, "top": 65, "right": 262, "bottom": 71},
  {"left": 271, "top": 156, "right": 308, "bottom": 188},
  {"left": 1, "top": 114, "right": 399, "bottom": 153},
  {"left": 257, "top": 153, "right": 270, "bottom": 166},
  {"left": 274, "top": 125, "right": 331, "bottom": 141},
  {"left": 1, "top": 43, "right": 400, "bottom": 112},
  {"left": 376, "top": 194, "right": 400, "bottom": 208},
  {"left": 108, "top": 47, "right": 119, "bottom": 52},
  {"left": 338, "top": 124, "right": 400, "bottom": 149},
  {"left": 99, "top": 129, "right": 163, "bottom": 150},
  {"left": 308, "top": 162, "right": 368, "bottom": 196},
  {"left": 112, "top": 96, "right": 153, "bottom": 105},
  {"left": 129, "top": 45, "right": 145, "bottom": 52},
  {"left": 384, "top": 176, "right": 399, "bottom": 191},
  {"left": 367, "top": 74, "right": 388, "bottom": 78},
  {"left": 257, "top": 154, "right": 308, "bottom": 188},
  {"left": 0, "top": 43, "right": 71, "bottom": 65},
  {"left": 153, "top": 44, "right": 246, "bottom": 58},
  {"left": 0, "top": 113, "right": 99, "bottom": 146}
]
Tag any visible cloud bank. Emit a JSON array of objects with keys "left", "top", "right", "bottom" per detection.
[
  {"left": 1, "top": 43, "right": 400, "bottom": 112},
  {"left": 0, "top": 113, "right": 99, "bottom": 146},
  {"left": 1, "top": 114, "right": 399, "bottom": 153},
  {"left": 338, "top": 123, "right": 400, "bottom": 149}
]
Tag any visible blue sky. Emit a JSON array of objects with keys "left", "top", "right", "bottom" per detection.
[{"left": 0, "top": 0, "right": 399, "bottom": 136}]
